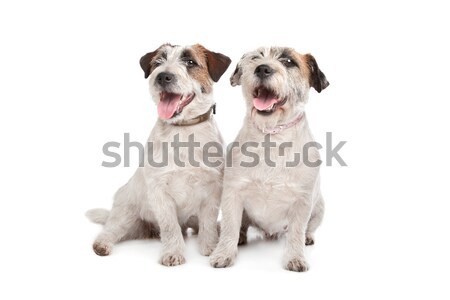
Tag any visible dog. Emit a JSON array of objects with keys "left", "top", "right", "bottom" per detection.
[
  {"left": 86, "top": 43, "right": 231, "bottom": 266},
  {"left": 209, "top": 46, "right": 329, "bottom": 272}
]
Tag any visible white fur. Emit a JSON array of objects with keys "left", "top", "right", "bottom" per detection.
[
  {"left": 210, "top": 47, "right": 326, "bottom": 272},
  {"left": 87, "top": 44, "right": 225, "bottom": 266}
]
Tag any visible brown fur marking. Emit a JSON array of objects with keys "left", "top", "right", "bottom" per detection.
[
  {"left": 140, "top": 43, "right": 173, "bottom": 79},
  {"left": 188, "top": 45, "right": 213, "bottom": 93},
  {"left": 302, "top": 53, "right": 329, "bottom": 93}
]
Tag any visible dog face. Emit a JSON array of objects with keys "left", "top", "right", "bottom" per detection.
[
  {"left": 140, "top": 44, "right": 231, "bottom": 122},
  {"left": 230, "top": 47, "right": 329, "bottom": 125}
]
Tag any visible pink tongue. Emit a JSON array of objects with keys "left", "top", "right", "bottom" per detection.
[
  {"left": 253, "top": 92, "right": 278, "bottom": 110},
  {"left": 157, "top": 93, "right": 182, "bottom": 119}
]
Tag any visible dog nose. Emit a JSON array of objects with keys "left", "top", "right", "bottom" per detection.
[
  {"left": 156, "top": 72, "right": 175, "bottom": 87},
  {"left": 255, "top": 64, "right": 274, "bottom": 79}
]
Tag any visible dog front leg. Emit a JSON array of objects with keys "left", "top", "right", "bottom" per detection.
[
  {"left": 209, "top": 188, "right": 243, "bottom": 268},
  {"left": 198, "top": 185, "right": 221, "bottom": 256},
  {"left": 283, "top": 196, "right": 314, "bottom": 272},
  {"left": 153, "top": 194, "right": 185, "bottom": 266}
]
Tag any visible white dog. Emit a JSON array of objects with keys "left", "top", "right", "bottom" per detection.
[
  {"left": 209, "top": 46, "right": 329, "bottom": 272},
  {"left": 86, "top": 43, "right": 231, "bottom": 266}
]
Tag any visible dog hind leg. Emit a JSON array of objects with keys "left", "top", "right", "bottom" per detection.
[
  {"left": 92, "top": 207, "right": 141, "bottom": 256},
  {"left": 238, "top": 210, "right": 251, "bottom": 245}
]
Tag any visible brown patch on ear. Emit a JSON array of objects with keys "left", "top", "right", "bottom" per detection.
[
  {"left": 192, "top": 44, "right": 231, "bottom": 82},
  {"left": 185, "top": 47, "right": 213, "bottom": 94},
  {"left": 139, "top": 44, "right": 171, "bottom": 79},
  {"left": 303, "top": 54, "right": 329, "bottom": 93}
]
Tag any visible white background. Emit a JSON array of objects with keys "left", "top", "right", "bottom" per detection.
[{"left": 1, "top": 0, "right": 449, "bottom": 299}]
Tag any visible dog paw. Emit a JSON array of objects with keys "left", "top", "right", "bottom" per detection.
[
  {"left": 160, "top": 253, "right": 186, "bottom": 267},
  {"left": 238, "top": 233, "right": 247, "bottom": 245},
  {"left": 305, "top": 235, "right": 315, "bottom": 246},
  {"left": 93, "top": 241, "right": 112, "bottom": 256},
  {"left": 284, "top": 257, "right": 309, "bottom": 272},
  {"left": 264, "top": 232, "right": 281, "bottom": 241},
  {"left": 209, "top": 248, "right": 237, "bottom": 268},
  {"left": 149, "top": 229, "right": 160, "bottom": 239},
  {"left": 210, "top": 254, "right": 234, "bottom": 268},
  {"left": 199, "top": 243, "right": 217, "bottom": 256}
]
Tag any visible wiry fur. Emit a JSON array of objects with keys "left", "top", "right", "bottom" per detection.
[
  {"left": 87, "top": 44, "right": 231, "bottom": 266},
  {"left": 86, "top": 208, "right": 109, "bottom": 225},
  {"left": 210, "top": 47, "right": 329, "bottom": 272}
]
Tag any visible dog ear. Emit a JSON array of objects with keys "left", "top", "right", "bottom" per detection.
[
  {"left": 304, "top": 54, "right": 329, "bottom": 93},
  {"left": 140, "top": 50, "right": 158, "bottom": 79},
  {"left": 203, "top": 48, "right": 231, "bottom": 82},
  {"left": 230, "top": 62, "right": 242, "bottom": 87}
]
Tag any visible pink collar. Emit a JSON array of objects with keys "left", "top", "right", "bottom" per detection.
[{"left": 255, "top": 113, "right": 304, "bottom": 135}]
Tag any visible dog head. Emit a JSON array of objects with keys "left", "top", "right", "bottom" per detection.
[
  {"left": 140, "top": 44, "right": 231, "bottom": 123},
  {"left": 230, "top": 47, "right": 329, "bottom": 127}
]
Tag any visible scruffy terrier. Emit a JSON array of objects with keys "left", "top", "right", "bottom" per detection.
[
  {"left": 210, "top": 46, "right": 329, "bottom": 272},
  {"left": 87, "top": 44, "right": 231, "bottom": 266}
]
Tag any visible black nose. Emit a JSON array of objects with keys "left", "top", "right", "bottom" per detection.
[
  {"left": 255, "top": 64, "right": 274, "bottom": 79},
  {"left": 156, "top": 72, "right": 175, "bottom": 87}
]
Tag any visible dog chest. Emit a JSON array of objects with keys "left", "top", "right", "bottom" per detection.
[
  {"left": 146, "top": 168, "right": 221, "bottom": 220},
  {"left": 237, "top": 176, "right": 301, "bottom": 234}
]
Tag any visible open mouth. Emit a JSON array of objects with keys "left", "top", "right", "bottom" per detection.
[
  {"left": 157, "top": 92, "right": 195, "bottom": 119},
  {"left": 252, "top": 87, "right": 287, "bottom": 115}
]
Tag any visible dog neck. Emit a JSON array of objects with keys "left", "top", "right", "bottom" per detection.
[
  {"left": 253, "top": 112, "right": 304, "bottom": 134},
  {"left": 171, "top": 104, "right": 215, "bottom": 126}
]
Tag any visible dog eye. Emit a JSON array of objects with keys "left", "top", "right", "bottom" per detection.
[
  {"left": 251, "top": 56, "right": 259, "bottom": 61},
  {"left": 280, "top": 58, "right": 296, "bottom": 68},
  {"left": 185, "top": 59, "right": 197, "bottom": 67}
]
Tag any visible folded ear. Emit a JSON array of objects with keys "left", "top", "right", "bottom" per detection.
[
  {"left": 202, "top": 47, "right": 231, "bottom": 82},
  {"left": 304, "top": 54, "right": 329, "bottom": 93},
  {"left": 230, "top": 62, "right": 243, "bottom": 87},
  {"left": 139, "top": 50, "right": 158, "bottom": 79}
]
